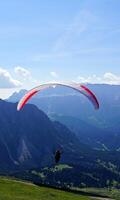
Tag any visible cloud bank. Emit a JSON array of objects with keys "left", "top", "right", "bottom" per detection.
[
  {"left": 0, "top": 68, "right": 21, "bottom": 88},
  {"left": 77, "top": 72, "right": 120, "bottom": 85}
]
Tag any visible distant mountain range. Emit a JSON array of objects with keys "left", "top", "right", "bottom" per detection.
[
  {"left": 7, "top": 84, "right": 120, "bottom": 151},
  {"left": 1, "top": 99, "right": 120, "bottom": 187}
]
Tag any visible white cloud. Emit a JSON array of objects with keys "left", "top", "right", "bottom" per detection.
[
  {"left": 14, "top": 66, "right": 31, "bottom": 80},
  {"left": 14, "top": 66, "right": 40, "bottom": 87},
  {"left": 0, "top": 68, "right": 21, "bottom": 88},
  {"left": 77, "top": 72, "right": 120, "bottom": 85},
  {"left": 50, "top": 71, "right": 58, "bottom": 78}
]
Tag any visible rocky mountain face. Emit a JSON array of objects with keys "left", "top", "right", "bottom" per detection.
[{"left": 0, "top": 100, "right": 92, "bottom": 172}]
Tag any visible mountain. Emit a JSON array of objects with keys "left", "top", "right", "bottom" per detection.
[
  {"left": 0, "top": 100, "right": 94, "bottom": 172},
  {"left": 7, "top": 84, "right": 120, "bottom": 150},
  {"left": 1, "top": 100, "right": 120, "bottom": 187},
  {"left": 51, "top": 115, "right": 106, "bottom": 150},
  {"left": 8, "top": 89, "right": 27, "bottom": 102}
]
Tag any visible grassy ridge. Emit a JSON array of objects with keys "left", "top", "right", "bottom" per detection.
[{"left": 0, "top": 177, "right": 90, "bottom": 200}]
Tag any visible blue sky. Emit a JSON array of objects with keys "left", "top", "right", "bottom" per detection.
[{"left": 0, "top": 0, "right": 120, "bottom": 98}]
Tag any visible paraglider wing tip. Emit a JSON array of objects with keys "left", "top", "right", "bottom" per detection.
[
  {"left": 17, "top": 107, "right": 20, "bottom": 111},
  {"left": 95, "top": 104, "right": 99, "bottom": 110},
  {"left": 80, "top": 84, "right": 99, "bottom": 110},
  {"left": 17, "top": 104, "right": 21, "bottom": 111},
  {"left": 16, "top": 89, "right": 39, "bottom": 111}
]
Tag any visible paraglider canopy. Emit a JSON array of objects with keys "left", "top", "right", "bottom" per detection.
[{"left": 17, "top": 82, "right": 99, "bottom": 111}]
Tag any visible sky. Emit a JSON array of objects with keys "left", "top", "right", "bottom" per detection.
[{"left": 0, "top": 0, "right": 120, "bottom": 98}]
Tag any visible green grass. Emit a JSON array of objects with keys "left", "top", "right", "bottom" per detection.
[{"left": 0, "top": 177, "right": 91, "bottom": 200}]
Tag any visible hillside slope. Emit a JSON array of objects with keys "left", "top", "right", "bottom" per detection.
[
  {"left": 0, "top": 100, "right": 86, "bottom": 171},
  {"left": 0, "top": 177, "right": 90, "bottom": 200}
]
